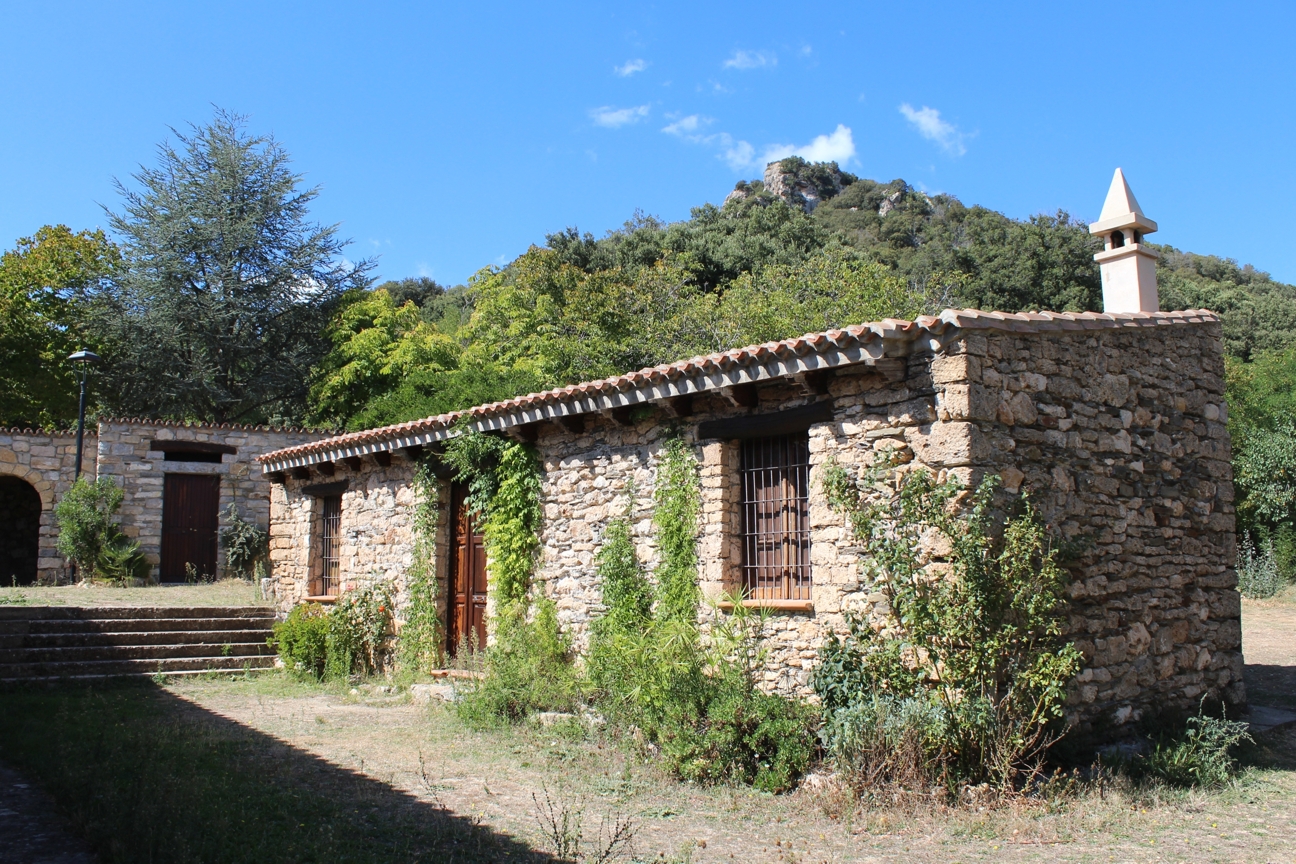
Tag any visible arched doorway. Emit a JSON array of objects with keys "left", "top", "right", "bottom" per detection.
[{"left": 0, "top": 476, "right": 42, "bottom": 586}]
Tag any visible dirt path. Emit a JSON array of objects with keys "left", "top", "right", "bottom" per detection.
[
  {"left": 1244, "top": 598, "right": 1296, "bottom": 712},
  {"left": 163, "top": 671, "right": 1296, "bottom": 864}
]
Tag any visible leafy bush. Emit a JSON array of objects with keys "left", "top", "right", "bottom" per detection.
[
  {"left": 587, "top": 447, "right": 816, "bottom": 793},
  {"left": 658, "top": 664, "right": 817, "bottom": 793},
  {"left": 1238, "top": 531, "right": 1285, "bottom": 599},
  {"left": 815, "top": 465, "right": 1082, "bottom": 798},
  {"left": 593, "top": 603, "right": 816, "bottom": 793},
  {"left": 398, "top": 462, "right": 443, "bottom": 673},
  {"left": 456, "top": 599, "right": 583, "bottom": 725},
  {"left": 1121, "top": 707, "right": 1253, "bottom": 788},
  {"left": 219, "top": 504, "right": 268, "bottom": 579},
  {"left": 270, "top": 582, "right": 394, "bottom": 681},
  {"left": 96, "top": 526, "right": 151, "bottom": 585},
  {"left": 54, "top": 476, "right": 149, "bottom": 584},
  {"left": 819, "top": 693, "right": 953, "bottom": 792},
  {"left": 271, "top": 603, "right": 330, "bottom": 678},
  {"left": 441, "top": 431, "right": 542, "bottom": 611},
  {"left": 325, "top": 581, "right": 394, "bottom": 679}
]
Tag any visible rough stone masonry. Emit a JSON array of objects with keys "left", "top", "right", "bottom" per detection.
[{"left": 261, "top": 309, "right": 1241, "bottom": 733}]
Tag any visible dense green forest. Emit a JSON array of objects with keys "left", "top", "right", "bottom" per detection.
[{"left": 3, "top": 119, "right": 1295, "bottom": 582}]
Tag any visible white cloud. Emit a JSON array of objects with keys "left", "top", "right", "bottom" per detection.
[
  {"left": 759, "top": 124, "right": 856, "bottom": 166},
  {"left": 590, "top": 104, "right": 650, "bottom": 128},
  {"left": 662, "top": 114, "right": 707, "bottom": 136},
  {"left": 662, "top": 119, "right": 856, "bottom": 172},
  {"left": 722, "top": 139, "right": 755, "bottom": 170},
  {"left": 723, "top": 49, "right": 775, "bottom": 70},
  {"left": 899, "top": 104, "right": 967, "bottom": 156},
  {"left": 615, "top": 58, "right": 647, "bottom": 77}
]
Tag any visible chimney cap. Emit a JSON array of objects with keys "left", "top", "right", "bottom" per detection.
[{"left": 1089, "top": 168, "right": 1158, "bottom": 236}]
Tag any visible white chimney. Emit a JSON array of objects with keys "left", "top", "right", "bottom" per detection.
[{"left": 1090, "top": 168, "right": 1159, "bottom": 313}]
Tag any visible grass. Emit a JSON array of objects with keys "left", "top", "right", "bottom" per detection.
[
  {"left": 0, "top": 578, "right": 270, "bottom": 608},
  {"left": 0, "top": 678, "right": 553, "bottom": 863},
  {"left": 3, "top": 673, "right": 1294, "bottom": 863},
  {"left": 0, "top": 599, "right": 1293, "bottom": 862}
]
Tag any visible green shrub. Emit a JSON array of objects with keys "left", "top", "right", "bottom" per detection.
[
  {"left": 1237, "top": 531, "right": 1285, "bottom": 599},
  {"left": 456, "top": 599, "right": 583, "bottom": 726},
  {"left": 271, "top": 604, "right": 330, "bottom": 678},
  {"left": 53, "top": 474, "right": 139, "bottom": 580},
  {"left": 815, "top": 465, "right": 1083, "bottom": 798},
  {"left": 325, "top": 581, "right": 394, "bottom": 679},
  {"left": 96, "top": 526, "right": 151, "bottom": 585},
  {"left": 587, "top": 467, "right": 817, "bottom": 792},
  {"left": 398, "top": 462, "right": 442, "bottom": 673},
  {"left": 658, "top": 671, "right": 817, "bottom": 793},
  {"left": 270, "top": 585, "right": 394, "bottom": 681},
  {"left": 219, "top": 504, "right": 268, "bottom": 579},
  {"left": 1122, "top": 708, "right": 1253, "bottom": 789}
]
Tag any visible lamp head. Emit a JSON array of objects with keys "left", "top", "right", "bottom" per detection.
[{"left": 67, "top": 350, "right": 100, "bottom": 364}]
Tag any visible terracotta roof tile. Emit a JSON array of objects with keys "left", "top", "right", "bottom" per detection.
[{"left": 258, "top": 307, "right": 1220, "bottom": 469}]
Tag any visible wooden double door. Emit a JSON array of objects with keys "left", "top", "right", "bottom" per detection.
[
  {"left": 448, "top": 483, "right": 488, "bottom": 656},
  {"left": 160, "top": 474, "right": 220, "bottom": 582}
]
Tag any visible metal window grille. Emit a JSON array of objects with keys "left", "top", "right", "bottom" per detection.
[
  {"left": 740, "top": 435, "right": 811, "bottom": 600},
  {"left": 319, "top": 495, "right": 342, "bottom": 597}
]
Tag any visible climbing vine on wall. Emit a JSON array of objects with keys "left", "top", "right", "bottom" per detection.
[
  {"left": 442, "top": 429, "right": 542, "bottom": 612},
  {"left": 653, "top": 434, "right": 701, "bottom": 623},
  {"left": 398, "top": 459, "right": 442, "bottom": 672}
]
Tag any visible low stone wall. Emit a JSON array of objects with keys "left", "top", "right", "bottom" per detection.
[{"left": 0, "top": 429, "right": 95, "bottom": 583}]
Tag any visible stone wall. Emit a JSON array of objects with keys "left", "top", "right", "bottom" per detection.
[
  {"left": 0, "top": 428, "right": 97, "bottom": 583},
  {"left": 268, "top": 451, "right": 444, "bottom": 628},
  {"left": 262, "top": 317, "right": 1241, "bottom": 733},
  {"left": 93, "top": 421, "right": 323, "bottom": 580},
  {"left": 926, "top": 324, "right": 1242, "bottom": 727},
  {"left": 518, "top": 322, "right": 1241, "bottom": 731}
]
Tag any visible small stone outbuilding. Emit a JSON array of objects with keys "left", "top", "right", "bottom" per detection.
[
  {"left": 0, "top": 419, "right": 322, "bottom": 584},
  {"left": 260, "top": 306, "right": 1243, "bottom": 732}
]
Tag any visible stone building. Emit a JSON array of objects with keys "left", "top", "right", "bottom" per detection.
[
  {"left": 0, "top": 419, "right": 321, "bottom": 584},
  {"left": 258, "top": 170, "right": 1245, "bottom": 731}
]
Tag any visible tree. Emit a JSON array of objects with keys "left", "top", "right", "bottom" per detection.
[
  {"left": 91, "top": 109, "right": 371, "bottom": 424},
  {"left": 308, "top": 288, "right": 460, "bottom": 427},
  {"left": 0, "top": 226, "right": 119, "bottom": 426}
]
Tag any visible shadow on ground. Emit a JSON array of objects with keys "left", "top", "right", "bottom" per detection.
[
  {"left": 0, "top": 680, "right": 554, "bottom": 864},
  {"left": 1246, "top": 663, "right": 1296, "bottom": 712}
]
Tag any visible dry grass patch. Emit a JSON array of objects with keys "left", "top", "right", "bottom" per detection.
[{"left": 0, "top": 578, "right": 269, "bottom": 607}]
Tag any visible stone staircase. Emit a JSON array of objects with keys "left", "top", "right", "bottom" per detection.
[{"left": 0, "top": 606, "right": 279, "bottom": 681}]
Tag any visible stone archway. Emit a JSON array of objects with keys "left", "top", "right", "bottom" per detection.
[{"left": 0, "top": 475, "right": 43, "bottom": 586}]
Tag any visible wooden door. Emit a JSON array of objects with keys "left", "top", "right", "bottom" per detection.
[
  {"left": 160, "top": 474, "right": 221, "bottom": 582},
  {"left": 448, "top": 483, "right": 488, "bottom": 656}
]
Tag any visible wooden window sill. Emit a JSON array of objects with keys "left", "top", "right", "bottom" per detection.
[
  {"left": 304, "top": 595, "right": 338, "bottom": 604},
  {"left": 717, "top": 599, "right": 814, "bottom": 612}
]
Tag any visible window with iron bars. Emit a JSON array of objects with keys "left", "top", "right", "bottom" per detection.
[
  {"left": 318, "top": 495, "right": 342, "bottom": 597},
  {"left": 739, "top": 434, "right": 812, "bottom": 601}
]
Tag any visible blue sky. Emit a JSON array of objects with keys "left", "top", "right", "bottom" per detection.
[{"left": 3, "top": 1, "right": 1294, "bottom": 286}]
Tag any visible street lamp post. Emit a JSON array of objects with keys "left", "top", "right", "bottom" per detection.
[{"left": 68, "top": 350, "right": 100, "bottom": 480}]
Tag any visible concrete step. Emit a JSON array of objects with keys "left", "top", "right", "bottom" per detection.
[
  {"left": 0, "top": 654, "right": 279, "bottom": 681},
  {"left": 0, "top": 606, "right": 281, "bottom": 681},
  {"left": 1, "top": 616, "right": 276, "bottom": 637},
  {"left": 1, "top": 629, "right": 273, "bottom": 649},
  {"left": 0, "top": 606, "right": 276, "bottom": 621},
  {"left": 9, "top": 642, "right": 274, "bottom": 664}
]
